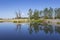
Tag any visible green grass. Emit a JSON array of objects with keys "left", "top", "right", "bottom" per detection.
[{"left": 30, "top": 19, "right": 44, "bottom": 23}]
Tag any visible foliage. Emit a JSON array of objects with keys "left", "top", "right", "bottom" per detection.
[
  {"left": 13, "top": 21, "right": 17, "bottom": 23},
  {"left": 28, "top": 8, "right": 33, "bottom": 19},
  {"left": 13, "top": 21, "right": 21, "bottom": 23},
  {"left": 15, "top": 7, "right": 60, "bottom": 19},
  {"left": 57, "top": 22, "right": 60, "bottom": 24},
  {"left": 31, "top": 19, "right": 44, "bottom": 23},
  {"left": 55, "top": 8, "right": 60, "bottom": 19},
  {"left": 33, "top": 9, "right": 40, "bottom": 20},
  {"left": 43, "top": 7, "right": 53, "bottom": 19}
]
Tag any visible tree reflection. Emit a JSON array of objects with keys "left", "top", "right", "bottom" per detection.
[
  {"left": 55, "top": 26, "right": 60, "bottom": 34},
  {"left": 16, "top": 23, "right": 21, "bottom": 32},
  {"left": 43, "top": 25, "right": 53, "bottom": 34},
  {"left": 29, "top": 22, "right": 54, "bottom": 34},
  {"left": 29, "top": 23, "right": 33, "bottom": 34},
  {"left": 15, "top": 23, "right": 60, "bottom": 34},
  {"left": 29, "top": 22, "right": 40, "bottom": 34}
]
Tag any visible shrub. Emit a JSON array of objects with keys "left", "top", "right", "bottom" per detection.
[
  {"left": 57, "top": 22, "right": 60, "bottom": 24},
  {"left": 13, "top": 21, "right": 21, "bottom": 23},
  {"left": 13, "top": 21, "right": 17, "bottom": 23}
]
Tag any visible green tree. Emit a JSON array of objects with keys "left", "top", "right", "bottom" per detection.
[
  {"left": 43, "top": 8, "right": 53, "bottom": 19},
  {"left": 43, "top": 8, "right": 49, "bottom": 19},
  {"left": 55, "top": 8, "right": 60, "bottom": 19},
  {"left": 48, "top": 7, "right": 53, "bottom": 19},
  {"left": 28, "top": 8, "right": 33, "bottom": 19},
  {"left": 33, "top": 9, "right": 40, "bottom": 20},
  {"left": 39, "top": 11, "right": 43, "bottom": 18}
]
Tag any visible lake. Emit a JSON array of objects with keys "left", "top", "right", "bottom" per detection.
[{"left": 0, "top": 22, "right": 60, "bottom": 40}]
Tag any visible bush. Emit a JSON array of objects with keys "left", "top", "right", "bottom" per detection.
[
  {"left": 13, "top": 21, "right": 21, "bottom": 23},
  {"left": 31, "top": 19, "right": 44, "bottom": 23},
  {"left": 55, "top": 17, "right": 60, "bottom": 19},
  {"left": 13, "top": 21, "right": 17, "bottom": 23},
  {"left": 57, "top": 22, "right": 60, "bottom": 24}
]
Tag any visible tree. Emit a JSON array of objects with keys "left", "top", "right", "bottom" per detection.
[
  {"left": 43, "top": 7, "right": 53, "bottom": 19},
  {"left": 33, "top": 9, "right": 40, "bottom": 20},
  {"left": 55, "top": 8, "right": 60, "bottom": 19},
  {"left": 16, "top": 12, "right": 18, "bottom": 19},
  {"left": 18, "top": 10, "right": 21, "bottom": 18},
  {"left": 43, "top": 8, "right": 49, "bottom": 19},
  {"left": 48, "top": 7, "right": 53, "bottom": 19},
  {"left": 39, "top": 11, "right": 43, "bottom": 18},
  {"left": 28, "top": 8, "right": 33, "bottom": 19},
  {"left": 15, "top": 10, "right": 21, "bottom": 19}
]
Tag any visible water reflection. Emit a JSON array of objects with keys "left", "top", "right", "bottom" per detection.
[
  {"left": 42, "top": 25, "right": 53, "bottom": 34},
  {"left": 16, "top": 23, "right": 21, "bottom": 32},
  {"left": 0, "top": 23, "right": 60, "bottom": 40},
  {"left": 29, "top": 23, "right": 40, "bottom": 34},
  {"left": 55, "top": 26, "right": 60, "bottom": 34},
  {"left": 29, "top": 22, "right": 60, "bottom": 34},
  {"left": 15, "top": 23, "right": 60, "bottom": 34}
]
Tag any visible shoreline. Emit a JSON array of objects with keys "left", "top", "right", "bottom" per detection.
[{"left": 0, "top": 19, "right": 60, "bottom": 25}]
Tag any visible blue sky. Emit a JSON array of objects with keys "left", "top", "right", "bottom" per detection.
[{"left": 0, "top": 0, "right": 60, "bottom": 18}]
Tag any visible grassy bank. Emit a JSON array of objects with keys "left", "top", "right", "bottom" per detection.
[
  {"left": 0, "top": 19, "right": 60, "bottom": 25},
  {"left": 30, "top": 19, "right": 45, "bottom": 24}
]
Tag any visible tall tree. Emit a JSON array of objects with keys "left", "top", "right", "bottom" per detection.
[
  {"left": 48, "top": 7, "right": 53, "bottom": 19},
  {"left": 18, "top": 10, "right": 21, "bottom": 18},
  {"left": 55, "top": 8, "right": 60, "bottom": 19},
  {"left": 28, "top": 8, "right": 33, "bottom": 19},
  {"left": 43, "top": 8, "right": 49, "bottom": 19},
  {"left": 15, "top": 10, "right": 21, "bottom": 19},
  {"left": 16, "top": 12, "right": 18, "bottom": 19},
  {"left": 33, "top": 9, "right": 40, "bottom": 20},
  {"left": 39, "top": 11, "right": 43, "bottom": 18},
  {"left": 43, "top": 8, "right": 53, "bottom": 19}
]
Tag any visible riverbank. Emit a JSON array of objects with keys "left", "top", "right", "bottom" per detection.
[
  {"left": 0, "top": 19, "right": 60, "bottom": 25},
  {"left": 0, "top": 19, "right": 29, "bottom": 23}
]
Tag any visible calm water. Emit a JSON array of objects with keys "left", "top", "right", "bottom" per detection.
[{"left": 0, "top": 22, "right": 60, "bottom": 40}]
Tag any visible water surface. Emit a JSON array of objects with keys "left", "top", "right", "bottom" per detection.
[{"left": 0, "top": 22, "right": 60, "bottom": 40}]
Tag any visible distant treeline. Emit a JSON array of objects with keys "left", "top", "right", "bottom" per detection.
[
  {"left": 28, "top": 8, "right": 60, "bottom": 19},
  {"left": 15, "top": 7, "right": 60, "bottom": 19}
]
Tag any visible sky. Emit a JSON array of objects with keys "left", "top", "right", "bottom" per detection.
[{"left": 0, "top": 0, "right": 60, "bottom": 18}]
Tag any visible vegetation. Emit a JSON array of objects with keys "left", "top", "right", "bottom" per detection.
[
  {"left": 15, "top": 10, "right": 21, "bottom": 19},
  {"left": 0, "top": 21, "right": 4, "bottom": 23},
  {"left": 1, "top": 7, "right": 60, "bottom": 23},
  {"left": 57, "top": 22, "right": 60, "bottom": 24},
  {"left": 14, "top": 7, "right": 60, "bottom": 20},
  {"left": 55, "top": 8, "right": 60, "bottom": 19},
  {"left": 30, "top": 19, "right": 44, "bottom": 24},
  {"left": 43, "top": 7, "right": 53, "bottom": 19},
  {"left": 13, "top": 21, "right": 17, "bottom": 23},
  {"left": 33, "top": 9, "right": 40, "bottom": 20},
  {"left": 11, "top": 7, "right": 60, "bottom": 23},
  {"left": 28, "top": 8, "right": 33, "bottom": 19}
]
